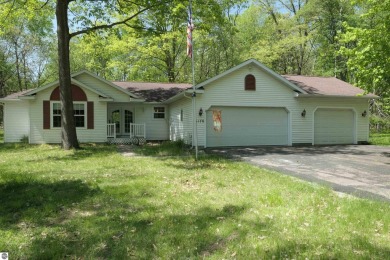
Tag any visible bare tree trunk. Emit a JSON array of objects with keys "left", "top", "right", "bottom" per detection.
[
  {"left": 56, "top": 0, "right": 79, "bottom": 149},
  {"left": 22, "top": 52, "right": 28, "bottom": 90},
  {"left": 13, "top": 41, "right": 22, "bottom": 91}
]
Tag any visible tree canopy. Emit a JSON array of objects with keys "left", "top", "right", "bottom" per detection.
[{"left": 1, "top": 0, "right": 389, "bottom": 132}]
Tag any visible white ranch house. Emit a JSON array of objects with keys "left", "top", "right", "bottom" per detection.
[{"left": 0, "top": 59, "right": 377, "bottom": 147}]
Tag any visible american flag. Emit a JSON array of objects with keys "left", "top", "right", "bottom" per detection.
[{"left": 187, "top": 4, "right": 194, "bottom": 58}]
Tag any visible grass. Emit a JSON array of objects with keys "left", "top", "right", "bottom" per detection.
[
  {"left": 0, "top": 143, "right": 389, "bottom": 259},
  {"left": 130, "top": 139, "right": 193, "bottom": 157},
  {"left": 370, "top": 133, "right": 390, "bottom": 145}
]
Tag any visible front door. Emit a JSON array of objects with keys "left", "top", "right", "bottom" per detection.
[{"left": 108, "top": 108, "right": 134, "bottom": 136}]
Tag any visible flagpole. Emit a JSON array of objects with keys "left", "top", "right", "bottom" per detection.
[{"left": 189, "top": 0, "right": 198, "bottom": 160}]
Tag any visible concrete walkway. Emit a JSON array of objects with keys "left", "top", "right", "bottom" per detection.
[{"left": 206, "top": 145, "right": 390, "bottom": 202}]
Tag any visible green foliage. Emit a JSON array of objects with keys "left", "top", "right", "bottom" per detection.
[
  {"left": 19, "top": 135, "right": 29, "bottom": 144},
  {"left": 340, "top": 0, "right": 390, "bottom": 100},
  {"left": 370, "top": 116, "right": 390, "bottom": 133},
  {"left": 370, "top": 133, "right": 390, "bottom": 145},
  {"left": 0, "top": 144, "right": 390, "bottom": 258},
  {"left": 0, "top": 0, "right": 54, "bottom": 93}
]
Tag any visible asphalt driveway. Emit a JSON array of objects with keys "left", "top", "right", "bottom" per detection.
[{"left": 206, "top": 145, "right": 390, "bottom": 202}]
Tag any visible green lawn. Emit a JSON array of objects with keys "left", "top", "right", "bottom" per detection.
[
  {"left": 370, "top": 133, "right": 390, "bottom": 145},
  {"left": 0, "top": 143, "right": 389, "bottom": 259}
]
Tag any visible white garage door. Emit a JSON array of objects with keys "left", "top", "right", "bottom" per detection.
[
  {"left": 314, "top": 109, "right": 355, "bottom": 145},
  {"left": 206, "top": 107, "right": 288, "bottom": 147}
]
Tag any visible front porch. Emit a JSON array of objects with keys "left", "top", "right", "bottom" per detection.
[{"left": 107, "top": 123, "right": 146, "bottom": 145}]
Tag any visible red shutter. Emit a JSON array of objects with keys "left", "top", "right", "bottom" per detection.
[
  {"left": 87, "top": 102, "right": 94, "bottom": 129},
  {"left": 43, "top": 101, "right": 50, "bottom": 129}
]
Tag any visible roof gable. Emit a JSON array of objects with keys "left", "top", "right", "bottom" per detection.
[
  {"left": 24, "top": 78, "right": 109, "bottom": 98},
  {"left": 13, "top": 70, "right": 143, "bottom": 101},
  {"left": 71, "top": 70, "right": 141, "bottom": 99},
  {"left": 195, "top": 59, "right": 307, "bottom": 94}
]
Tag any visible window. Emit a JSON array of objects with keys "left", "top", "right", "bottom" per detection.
[
  {"left": 180, "top": 109, "right": 183, "bottom": 122},
  {"left": 52, "top": 103, "right": 61, "bottom": 127},
  {"left": 154, "top": 107, "right": 165, "bottom": 119},
  {"left": 52, "top": 102, "right": 86, "bottom": 128},
  {"left": 73, "top": 103, "right": 85, "bottom": 127},
  {"left": 245, "top": 74, "right": 256, "bottom": 91}
]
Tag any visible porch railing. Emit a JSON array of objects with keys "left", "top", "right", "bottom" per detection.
[
  {"left": 107, "top": 123, "right": 116, "bottom": 138},
  {"left": 129, "top": 123, "right": 146, "bottom": 138},
  {"left": 107, "top": 123, "right": 145, "bottom": 139}
]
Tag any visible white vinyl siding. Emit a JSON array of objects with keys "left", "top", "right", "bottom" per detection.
[
  {"left": 169, "top": 98, "right": 193, "bottom": 144},
  {"left": 296, "top": 99, "right": 369, "bottom": 144},
  {"left": 29, "top": 86, "right": 107, "bottom": 144},
  {"left": 195, "top": 65, "right": 295, "bottom": 147},
  {"left": 3, "top": 101, "right": 30, "bottom": 143},
  {"left": 206, "top": 107, "right": 288, "bottom": 147},
  {"left": 133, "top": 104, "right": 169, "bottom": 140},
  {"left": 314, "top": 109, "right": 355, "bottom": 145},
  {"left": 74, "top": 73, "right": 130, "bottom": 102},
  {"left": 170, "top": 64, "right": 370, "bottom": 147}
]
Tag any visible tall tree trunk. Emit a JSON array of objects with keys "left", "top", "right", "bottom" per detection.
[
  {"left": 13, "top": 41, "right": 22, "bottom": 91},
  {"left": 56, "top": 0, "right": 79, "bottom": 149}
]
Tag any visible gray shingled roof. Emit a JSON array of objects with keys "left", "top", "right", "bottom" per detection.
[
  {"left": 112, "top": 82, "right": 192, "bottom": 102},
  {"left": 283, "top": 75, "right": 376, "bottom": 97},
  {"left": 1, "top": 76, "right": 375, "bottom": 102},
  {"left": 0, "top": 89, "right": 35, "bottom": 100}
]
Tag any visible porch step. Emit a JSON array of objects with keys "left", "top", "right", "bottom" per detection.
[{"left": 107, "top": 137, "right": 146, "bottom": 145}]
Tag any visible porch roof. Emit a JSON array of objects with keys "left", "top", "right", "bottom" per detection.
[{"left": 112, "top": 82, "right": 192, "bottom": 102}]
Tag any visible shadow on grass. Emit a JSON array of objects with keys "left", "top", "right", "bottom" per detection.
[
  {"left": 265, "top": 235, "right": 390, "bottom": 259},
  {"left": 0, "top": 178, "right": 100, "bottom": 228},
  {"left": 122, "top": 140, "right": 193, "bottom": 157},
  {"left": 0, "top": 143, "right": 118, "bottom": 162},
  {"left": 27, "top": 203, "right": 266, "bottom": 259}
]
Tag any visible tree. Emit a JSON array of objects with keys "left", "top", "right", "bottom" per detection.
[
  {"left": 0, "top": 0, "right": 53, "bottom": 93},
  {"left": 340, "top": 0, "right": 390, "bottom": 116},
  {"left": 55, "top": 0, "right": 166, "bottom": 149},
  {"left": 306, "top": 0, "right": 355, "bottom": 80}
]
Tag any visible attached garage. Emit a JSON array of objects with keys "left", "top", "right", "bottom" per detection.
[
  {"left": 206, "top": 107, "right": 289, "bottom": 147},
  {"left": 314, "top": 108, "right": 355, "bottom": 145}
]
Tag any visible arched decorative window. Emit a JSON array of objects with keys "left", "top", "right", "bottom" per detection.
[
  {"left": 245, "top": 74, "right": 256, "bottom": 91},
  {"left": 43, "top": 85, "right": 94, "bottom": 129}
]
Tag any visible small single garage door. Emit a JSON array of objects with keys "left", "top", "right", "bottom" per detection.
[
  {"left": 206, "top": 107, "right": 288, "bottom": 147},
  {"left": 314, "top": 109, "right": 355, "bottom": 145}
]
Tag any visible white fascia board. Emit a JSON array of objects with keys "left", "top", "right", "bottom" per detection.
[
  {"left": 185, "top": 89, "right": 205, "bottom": 94},
  {"left": 71, "top": 70, "right": 142, "bottom": 99},
  {"left": 164, "top": 89, "right": 202, "bottom": 104},
  {"left": 0, "top": 98, "right": 26, "bottom": 102},
  {"left": 295, "top": 94, "right": 379, "bottom": 99},
  {"left": 18, "top": 96, "right": 36, "bottom": 100},
  {"left": 23, "top": 80, "right": 60, "bottom": 95},
  {"left": 16, "top": 77, "right": 110, "bottom": 98},
  {"left": 99, "top": 97, "right": 114, "bottom": 102},
  {"left": 129, "top": 98, "right": 146, "bottom": 103}
]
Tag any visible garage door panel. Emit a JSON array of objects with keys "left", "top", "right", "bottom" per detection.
[
  {"left": 206, "top": 107, "right": 288, "bottom": 147},
  {"left": 314, "top": 109, "right": 354, "bottom": 145}
]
